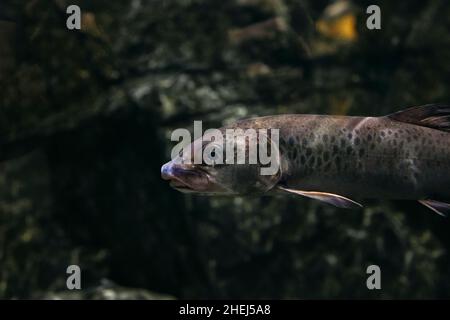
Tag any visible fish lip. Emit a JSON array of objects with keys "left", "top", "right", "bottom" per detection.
[
  {"left": 170, "top": 184, "right": 197, "bottom": 193},
  {"left": 169, "top": 179, "right": 194, "bottom": 191},
  {"left": 163, "top": 163, "right": 212, "bottom": 192}
]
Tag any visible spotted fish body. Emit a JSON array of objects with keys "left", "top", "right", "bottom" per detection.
[{"left": 232, "top": 113, "right": 450, "bottom": 201}]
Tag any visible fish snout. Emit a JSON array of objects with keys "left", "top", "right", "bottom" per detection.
[
  {"left": 161, "top": 162, "right": 175, "bottom": 180},
  {"left": 161, "top": 161, "right": 200, "bottom": 191}
]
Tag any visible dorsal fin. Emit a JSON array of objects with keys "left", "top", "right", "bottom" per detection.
[{"left": 386, "top": 104, "right": 450, "bottom": 132}]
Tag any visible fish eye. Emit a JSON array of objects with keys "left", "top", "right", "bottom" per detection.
[{"left": 203, "top": 143, "right": 223, "bottom": 166}]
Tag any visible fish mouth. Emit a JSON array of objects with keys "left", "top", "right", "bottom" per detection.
[
  {"left": 161, "top": 162, "right": 211, "bottom": 193},
  {"left": 169, "top": 179, "right": 196, "bottom": 192}
]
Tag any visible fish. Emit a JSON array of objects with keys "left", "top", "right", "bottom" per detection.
[{"left": 161, "top": 104, "right": 450, "bottom": 216}]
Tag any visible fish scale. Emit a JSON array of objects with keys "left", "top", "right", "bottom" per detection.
[{"left": 256, "top": 114, "right": 448, "bottom": 201}]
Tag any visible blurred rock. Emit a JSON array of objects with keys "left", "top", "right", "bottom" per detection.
[{"left": 40, "top": 279, "right": 176, "bottom": 300}]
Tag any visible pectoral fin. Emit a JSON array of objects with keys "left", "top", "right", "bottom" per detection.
[
  {"left": 418, "top": 200, "right": 450, "bottom": 217},
  {"left": 278, "top": 186, "right": 363, "bottom": 209}
]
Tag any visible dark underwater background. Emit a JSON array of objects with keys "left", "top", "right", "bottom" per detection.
[{"left": 1, "top": 0, "right": 450, "bottom": 299}]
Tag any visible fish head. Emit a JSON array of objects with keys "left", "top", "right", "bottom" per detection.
[{"left": 161, "top": 130, "right": 282, "bottom": 195}]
